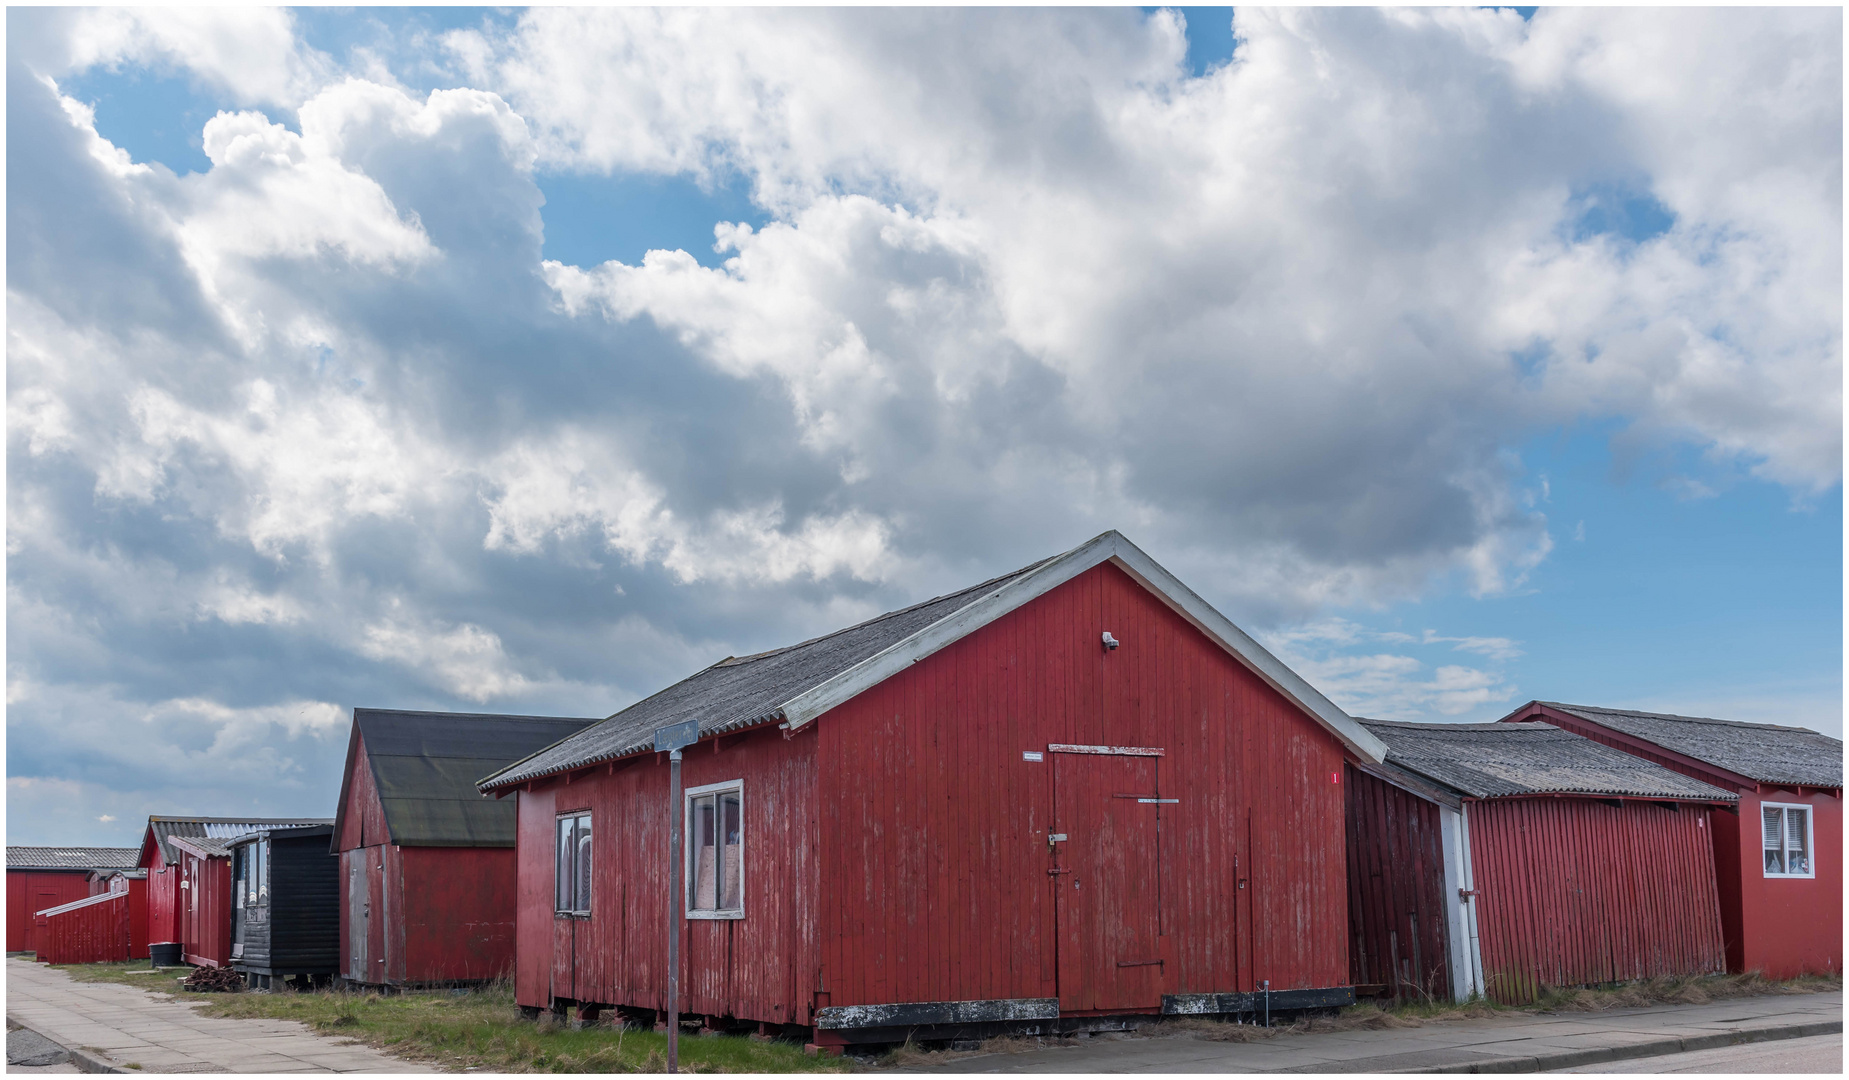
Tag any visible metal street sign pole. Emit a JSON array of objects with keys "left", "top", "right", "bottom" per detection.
[
  {"left": 667, "top": 746, "right": 682, "bottom": 1074},
  {"left": 654, "top": 718, "right": 698, "bottom": 1075}
]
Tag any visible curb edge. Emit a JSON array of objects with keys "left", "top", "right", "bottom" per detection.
[
  {"left": 1406, "top": 1018, "right": 1842, "bottom": 1074},
  {"left": 5, "top": 1014, "right": 125, "bottom": 1074}
]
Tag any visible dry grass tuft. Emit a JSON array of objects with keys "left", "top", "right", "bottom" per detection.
[
  {"left": 1155, "top": 1016, "right": 1276, "bottom": 1042},
  {"left": 1534, "top": 972, "right": 1842, "bottom": 1013}
]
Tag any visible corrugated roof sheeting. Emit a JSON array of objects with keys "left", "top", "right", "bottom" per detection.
[
  {"left": 348, "top": 710, "right": 598, "bottom": 846},
  {"left": 146, "top": 818, "right": 328, "bottom": 865},
  {"left": 7, "top": 846, "right": 139, "bottom": 870},
  {"left": 481, "top": 562, "right": 1046, "bottom": 788},
  {"left": 1360, "top": 720, "right": 1738, "bottom": 802},
  {"left": 1541, "top": 702, "right": 1843, "bottom": 788}
]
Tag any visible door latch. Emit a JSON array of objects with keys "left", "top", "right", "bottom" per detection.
[{"left": 1047, "top": 868, "right": 1073, "bottom": 876}]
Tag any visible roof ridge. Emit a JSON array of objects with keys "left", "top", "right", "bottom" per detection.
[
  {"left": 355, "top": 708, "right": 598, "bottom": 722},
  {"left": 1543, "top": 701, "right": 1831, "bottom": 738},
  {"left": 710, "top": 558, "right": 1057, "bottom": 671}
]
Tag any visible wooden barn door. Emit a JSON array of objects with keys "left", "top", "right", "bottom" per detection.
[
  {"left": 347, "top": 854, "right": 370, "bottom": 981},
  {"left": 1051, "top": 747, "right": 1164, "bottom": 1012}
]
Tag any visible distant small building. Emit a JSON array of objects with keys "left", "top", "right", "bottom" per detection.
[
  {"left": 137, "top": 817, "right": 327, "bottom": 967},
  {"left": 229, "top": 824, "right": 338, "bottom": 990},
  {"left": 331, "top": 708, "right": 598, "bottom": 988},
  {"left": 1348, "top": 720, "right": 1736, "bottom": 1004},
  {"left": 7, "top": 846, "right": 139, "bottom": 954},
  {"left": 1500, "top": 702, "right": 1843, "bottom": 978}
]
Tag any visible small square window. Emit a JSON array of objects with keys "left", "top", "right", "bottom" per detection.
[
  {"left": 1762, "top": 803, "right": 1814, "bottom": 879},
  {"left": 556, "top": 812, "right": 592, "bottom": 914},
  {"left": 686, "top": 781, "right": 744, "bottom": 919}
]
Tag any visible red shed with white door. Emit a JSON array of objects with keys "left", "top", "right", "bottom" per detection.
[
  {"left": 480, "top": 531, "right": 1391, "bottom": 1045},
  {"left": 1500, "top": 702, "right": 1842, "bottom": 979}
]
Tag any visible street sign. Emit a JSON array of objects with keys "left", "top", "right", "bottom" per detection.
[{"left": 654, "top": 719, "right": 700, "bottom": 754}]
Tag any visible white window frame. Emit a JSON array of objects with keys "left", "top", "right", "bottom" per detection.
[
  {"left": 684, "top": 779, "right": 745, "bottom": 920},
  {"left": 555, "top": 810, "right": 593, "bottom": 916},
  {"left": 1761, "top": 801, "right": 1816, "bottom": 880}
]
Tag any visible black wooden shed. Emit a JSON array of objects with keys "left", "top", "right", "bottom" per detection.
[{"left": 230, "top": 823, "right": 338, "bottom": 990}]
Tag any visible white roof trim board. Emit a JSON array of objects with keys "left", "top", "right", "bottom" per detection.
[{"left": 780, "top": 531, "right": 1387, "bottom": 763}]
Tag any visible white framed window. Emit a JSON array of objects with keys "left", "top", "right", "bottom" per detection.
[
  {"left": 556, "top": 811, "right": 592, "bottom": 914},
  {"left": 1762, "top": 803, "right": 1814, "bottom": 879},
  {"left": 685, "top": 780, "right": 744, "bottom": 919}
]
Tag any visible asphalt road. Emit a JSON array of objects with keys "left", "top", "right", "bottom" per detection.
[{"left": 1552, "top": 1033, "right": 1842, "bottom": 1073}]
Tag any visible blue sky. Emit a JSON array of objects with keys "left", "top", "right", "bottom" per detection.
[{"left": 7, "top": 7, "right": 1840, "bottom": 844}]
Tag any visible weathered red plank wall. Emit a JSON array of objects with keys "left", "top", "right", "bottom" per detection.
[
  {"left": 1468, "top": 798, "right": 1724, "bottom": 1004},
  {"left": 1507, "top": 710, "right": 1842, "bottom": 979},
  {"left": 182, "top": 854, "right": 233, "bottom": 968},
  {"left": 146, "top": 859, "right": 181, "bottom": 949},
  {"left": 815, "top": 561, "right": 1350, "bottom": 1014},
  {"left": 37, "top": 890, "right": 143, "bottom": 964},
  {"left": 510, "top": 559, "right": 1351, "bottom": 1023},
  {"left": 7, "top": 871, "right": 93, "bottom": 953},
  {"left": 523, "top": 726, "right": 818, "bottom": 1022},
  {"left": 1344, "top": 767, "right": 1449, "bottom": 999},
  {"left": 398, "top": 847, "right": 519, "bottom": 983}
]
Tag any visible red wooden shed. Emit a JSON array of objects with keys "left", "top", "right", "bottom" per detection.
[
  {"left": 34, "top": 875, "right": 148, "bottom": 964},
  {"left": 137, "top": 817, "right": 326, "bottom": 967},
  {"left": 1349, "top": 720, "right": 1736, "bottom": 1004},
  {"left": 1500, "top": 702, "right": 1843, "bottom": 979},
  {"left": 7, "top": 847, "right": 138, "bottom": 954},
  {"left": 480, "top": 531, "right": 1392, "bottom": 1046},
  {"left": 331, "top": 709, "right": 598, "bottom": 989}
]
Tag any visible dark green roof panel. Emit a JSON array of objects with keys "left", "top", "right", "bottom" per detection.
[{"left": 350, "top": 709, "right": 598, "bottom": 847}]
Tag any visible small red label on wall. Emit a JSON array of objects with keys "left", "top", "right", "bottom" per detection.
[{"left": 1331, "top": 772, "right": 1339, "bottom": 784}]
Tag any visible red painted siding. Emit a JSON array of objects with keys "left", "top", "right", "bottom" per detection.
[
  {"left": 515, "top": 785, "right": 556, "bottom": 1009},
  {"left": 180, "top": 852, "right": 233, "bottom": 968},
  {"left": 336, "top": 733, "right": 530, "bottom": 987},
  {"left": 36, "top": 882, "right": 147, "bottom": 963},
  {"left": 337, "top": 738, "right": 392, "bottom": 852},
  {"left": 7, "top": 871, "right": 93, "bottom": 953},
  {"left": 1344, "top": 766, "right": 1449, "bottom": 999},
  {"left": 396, "top": 847, "right": 519, "bottom": 983},
  {"left": 1724, "top": 790, "right": 1841, "bottom": 978},
  {"left": 510, "top": 560, "right": 1354, "bottom": 1025},
  {"left": 1508, "top": 707, "right": 1843, "bottom": 978},
  {"left": 1468, "top": 798, "right": 1724, "bottom": 1004},
  {"left": 519, "top": 724, "right": 818, "bottom": 1022},
  {"left": 816, "top": 561, "right": 1349, "bottom": 1015},
  {"left": 146, "top": 860, "right": 182, "bottom": 947}
]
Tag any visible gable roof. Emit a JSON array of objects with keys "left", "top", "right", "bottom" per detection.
[
  {"left": 483, "top": 531, "right": 1387, "bottom": 791},
  {"left": 228, "top": 823, "right": 333, "bottom": 849},
  {"left": 139, "top": 817, "right": 328, "bottom": 867},
  {"left": 333, "top": 709, "right": 599, "bottom": 848},
  {"left": 1533, "top": 702, "right": 1843, "bottom": 789},
  {"left": 1360, "top": 719, "right": 1738, "bottom": 802},
  {"left": 7, "top": 846, "right": 139, "bottom": 872}
]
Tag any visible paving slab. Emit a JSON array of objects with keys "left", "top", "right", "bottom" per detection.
[
  {"left": 4, "top": 958, "right": 437, "bottom": 1074},
  {"left": 905, "top": 990, "right": 1842, "bottom": 1073}
]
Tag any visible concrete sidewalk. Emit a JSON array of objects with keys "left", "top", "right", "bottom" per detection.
[
  {"left": 4, "top": 958, "right": 435, "bottom": 1073},
  {"left": 907, "top": 990, "right": 1843, "bottom": 1073}
]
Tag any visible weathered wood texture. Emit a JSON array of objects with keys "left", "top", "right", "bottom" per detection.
[
  {"left": 512, "top": 560, "right": 1350, "bottom": 1024},
  {"left": 1344, "top": 765, "right": 1450, "bottom": 1000},
  {"left": 336, "top": 733, "right": 525, "bottom": 986},
  {"left": 181, "top": 852, "right": 232, "bottom": 968},
  {"left": 815, "top": 561, "right": 1349, "bottom": 1015},
  {"left": 7, "top": 871, "right": 94, "bottom": 953},
  {"left": 1508, "top": 707, "right": 1842, "bottom": 979},
  {"left": 35, "top": 887, "right": 146, "bottom": 964},
  {"left": 1468, "top": 798, "right": 1725, "bottom": 1004}
]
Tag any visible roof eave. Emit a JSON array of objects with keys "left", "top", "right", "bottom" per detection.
[{"left": 776, "top": 531, "right": 1388, "bottom": 765}]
